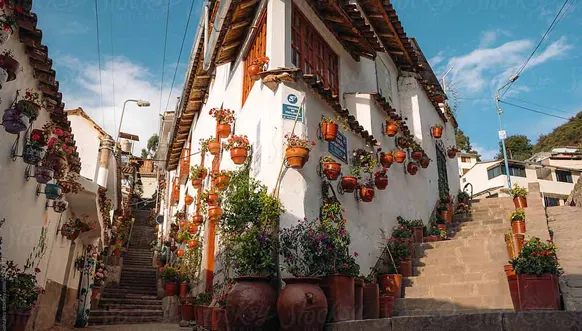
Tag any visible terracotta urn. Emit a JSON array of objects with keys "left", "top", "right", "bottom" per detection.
[
  {"left": 226, "top": 276, "right": 278, "bottom": 330},
  {"left": 277, "top": 277, "right": 328, "bottom": 331}
]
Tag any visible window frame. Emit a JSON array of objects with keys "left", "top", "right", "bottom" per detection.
[
  {"left": 555, "top": 170, "right": 573, "bottom": 183},
  {"left": 242, "top": 10, "right": 267, "bottom": 106}
]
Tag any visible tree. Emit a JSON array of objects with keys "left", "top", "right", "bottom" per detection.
[
  {"left": 140, "top": 148, "right": 149, "bottom": 159},
  {"left": 455, "top": 128, "right": 472, "bottom": 153},
  {"left": 496, "top": 135, "right": 533, "bottom": 161},
  {"left": 147, "top": 134, "right": 159, "bottom": 155}
]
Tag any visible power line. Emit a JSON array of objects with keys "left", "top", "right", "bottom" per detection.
[
  {"left": 500, "top": 0, "right": 570, "bottom": 99},
  {"left": 159, "top": 0, "right": 171, "bottom": 117},
  {"left": 505, "top": 96, "right": 577, "bottom": 116},
  {"left": 164, "top": 0, "right": 197, "bottom": 114},
  {"left": 499, "top": 100, "right": 572, "bottom": 121},
  {"left": 110, "top": 0, "right": 117, "bottom": 135},
  {"left": 94, "top": 0, "right": 105, "bottom": 128}
]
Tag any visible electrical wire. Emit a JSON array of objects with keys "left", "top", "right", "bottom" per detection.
[
  {"left": 505, "top": 97, "right": 577, "bottom": 116},
  {"left": 94, "top": 0, "right": 106, "bottom": 128},
  {"left": 110, "top": 0, "right": 117, "bottom": 136},
  {"left": 500, "top": 0, "right": 570, "bottom": 99},
  {"left": 499, "top": 100, "right": 572, "bottom": 121},
  {"left": 163, "top": 0, "right": 197, "bottom": 114},
  {"left": 159, "top": 0, "right": 171, "bottom": 117}
]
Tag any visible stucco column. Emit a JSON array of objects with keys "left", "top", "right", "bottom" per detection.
[{"left": 97, "top": 137, "right": 115, "bottom": 187}]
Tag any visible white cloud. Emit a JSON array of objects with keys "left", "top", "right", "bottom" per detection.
[
  {"left": 479, "top": 31, "right": 498, "bottom": 48},
  {"left": 58, "top": 55, "right": 177, "bottom": 152},
  {"left": 59, "top": 21, "right": 89, "bottom": 35},
  {"left": 472, "top": 143, "right": 498, "bottom": 161},
  {"left": 428, "top": 51, "right": 445, "bottom": 67}
]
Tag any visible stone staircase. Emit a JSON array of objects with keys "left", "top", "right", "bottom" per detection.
[
  {"left": 89, "top": 210, "right": 162, "bottom": 325},
  {"left": 547, "top": 206, "right": 582, "bottom": 311},
  {"left": 395, "top": 197, "right": 516, "bottom": 316}
]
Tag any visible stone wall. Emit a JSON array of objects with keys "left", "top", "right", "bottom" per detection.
[{"left": 566, "top": 175, "right": 582, "bottom": 207}]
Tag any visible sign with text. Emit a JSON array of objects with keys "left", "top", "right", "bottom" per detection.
[
  {"left": 328, "top": 131, "right": 348, "bottom": 164},
  {"left": 282, "top": 92, "right": 303, "bottom": 121},
  {"left": 498, "top": 130, "right": 507, "bottom": 140}
]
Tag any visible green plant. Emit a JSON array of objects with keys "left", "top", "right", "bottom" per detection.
[
  {"left": 285, "top": 133, "right": 315, "bottom": 150},
  {"left": 387, "top": 240, "right": 409, "bottom": 261},
  {"left": 197, "top": 291, "right": 213, "bottom": 306},
  {"left": 209, "top": 108, "right": 235, "bottom": 124},
  {"left": 199, "top": 137, "right": 214, "bottom": 153},
  {"left": 160, "top": 266, "right": 180, "bottom": 282},
  {"left": 427, "top": 227, "right": 441, "bottom": 236},
  {"left": 440, "top": 230, "right": 447, "bottom": 239},
  {"left": 391, "top": 224, "right": 412, "bottom": 239},
  {"left": 352, "top": 149, "right": 377, "bottom": 174},
  {"left": 190, "top": 165, "right": 207, "bottom": 179},
  {"left": 509, "top": 184, "right": 528, "bottom": 198},
  {"left": 374, "top": 168, "right": 388, "bottom": 178},
  {"left": 437, "top": 205, "right": 448, "bottom": 212},
  {"left": 511, "top": 208, "right": 526, "bottom": 221},
  {"left": 320, "top": 155, "right": 336, "bottom": 164},
  {"left": 348, "top": 166, "right": 362, "bottom": 179},
  {"left": 435, "top": 214, "right": 446, "bottom": 224},
  {"left": 230, "top": 226, "right": 278, "bottom": 277},
  {"left": 410, "top": 219, "right": 424, "bottom": 227},
  {"left": 510, "top": 237, "right": 562, "bottom": 275},
  {"left": 321, "top": 116, "right": 336, "bottom": 124},
  {"left": 457, "top": 190, "right": 470, "bottom": 202}
]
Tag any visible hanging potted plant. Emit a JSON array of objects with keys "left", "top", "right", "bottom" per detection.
[
  {"left": 3, "top": 259, "right": 44, "bottom": 331},
  {"left": 359, "top": 182, "right": 375, "bottom": 202},
  {"left": 190, "top": 165, "right": 207, "bottom": 188},
  {"left": 378, "top": 149, "right": 393, "bottom": 168},
  {"left": 424, "top": 227, "right": 442, "bottom": 242},
  {"left": 321, "top": 116, "right": 339, "bottom": 141},
  {"left": 510, "top": 208, "right": 526, "bottom": 234},
  {"left": 431, "top": 124, "right": 443, "bottom": 138},
  {"left": 509, "top": 237, "right": 562, "bottom": 310},
  {"left": 447, "top": 146, "right": 458, "bottom": 159},
  {"left": 201, "top": 190, "right": 220, "bottom": 207},
  {"left": 374, "top": 168, "right": 388, "bottom": 190},
  {"left": 184, "top": 194, "right": 194, "bottom": 206},
  {"left": 384, "top": 118, "right": 399, "bottom": 137},
  {"left": 420, "top": 154, "right": 431, "bottom": 168},
  {"left": 22, "top": 138, "right": 46, "bottom": 166},
  {"left": 209, "top": 107, "right": 235, "bottom": 138},
  {"left": 45, "top": 183, "right": 62, "bottom": 200},
  {"left": 46, "top": 137, "right": 72, "bottom": 179},
  {"left": 0, "top": 14, "right": 17, "bottom": 46},
  {"left": 208, "top": 205, "right": 223, "bottom": 222},
  {"left": 409, "top": 142, "right": 424, "bottom": 161},
  {"left": 248, "top": 56, "right": 269, "bottom": 80},
  {"left": 212, "top": 170, "right": 231, "bottom": 190},
  {"left": 278, "top": 218, "right": 329, "bottom": 330},
  {"left": 187, "top": 222, "right": 199, "bottom": 235},
  {"left": 161, "top": 266, "right": 180, "bottom": 297},
  {"left": 192, "top": 214, "right": 203, "bottom": 226},
  {"left": 3, "top": 88, "right": 40, "bottom": 134},
  {"left": 202, "top": 137, "right": 221, "bottom": 156},
  {"left": 393, "top": 149, "right": 406, "bottom": 164},
  {"left": 396, "top": 136, "right": 409, "bottom": 149},
  {"left": 340, "top": 167, "right": 360, "bottom": 193},
  {"left": 223, "top": 135, "right": 250, "bottom": 165},
  {"left": 407, "top": 162, "right": 419, "bottom": 176},
  {"left": 320, "top": 155, "right": 341, "bottom": 180},
  {"left": 0, "top": 49, "right": 19, "bottom": 89},
  {"left": 509, "top": 184, "right": 528, "bottom": 208},
  {"left": 284, "top": 133, "right": 315, "bottom": 169},
  {"left": 53, "top": 200, "right": 68, "bottom": 213}
]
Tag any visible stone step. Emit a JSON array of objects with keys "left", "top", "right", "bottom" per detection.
[
  {"left": 103, "top": 288, "right": 157, "bottom": 296},
  {"left": 100, "top": 303, "right": 163, "bottom": 310},
  {"left": 402, "top": 280, "right": 511, "bottom": 300},
  {"left": 91, "top": 309, "right": 163, "bottom": 317},
  {"left": 414, "top": 261, "right": 505, "bottom": 277},
  {"left": 88, "top": 315, "right": 163, "bottom": 325},
  {"left": 394, "top": 298, "right": 513, "bottom": 317},
  {"left": 100, "top": 292, "right": 158, "bottom": 300},
  {"left": 403, "top": 271, "right": 506, "bottom": 287},
  {"left": 447, "top": 227, "right": 507, "bottom": 239},
  {"left": 99, "top": 298, "right": 162, "bottom": 305},
  {"left": 450, "top": 218, "right": 507, "bottom": 228},
  {"left": 415, "top": 245, "right": 507, "bottom": 261},
  {"left": 108, "top": 284, "right": 158, "bottom": 291}
]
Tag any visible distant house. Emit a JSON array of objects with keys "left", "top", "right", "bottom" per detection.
[
  {"left": 457, "top": 152, "right": 480, "bottom": 176},
  {"left": 527, "top": 146, "right": 582, "bottom": 170}
]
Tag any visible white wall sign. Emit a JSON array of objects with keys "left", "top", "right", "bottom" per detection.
[{"left": 282, "top": 91, "right": 303, "bottom": 122}]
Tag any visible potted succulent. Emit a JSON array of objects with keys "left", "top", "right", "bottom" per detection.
[
  {"left": 161, "top": 266, "right": 180, "bottom": 297},
  {"left": 320, "top": 155, "right": 341, "bottom": 180},
  {"left": 321, "top": 116, "right": 339, "bottom": 141},
  {"left": 510, "top": 208, "right": 526, "bottom": 234},
  {"left": 420, "top": 154, "right": 431, "bottom": 168},
  {"left": 209, "top": 107, "right": 235, "bottom": 138},
  {"left": 248, "top": 56, "right": 269, "bottom": 80},
  {"left": 223, "top": 134, "right": 250, "bottom": 165},
  {"left": 378, "top": 149, "right": 393, "bottom": 168},
  {"left": 0, "top": 49, "right": 19, "bottom": 88},
  {"left": 3, "top": 260, "right": 45, "bottom": 331},
  {"left": 340, "top": 167, "right": 360, "bottom": 193},
  {"left": 212, "top": 170, "right": 231, "bottom": 190},
  {"left": 431, "top": 124, "right": 443, "bottom": 138},
  {"left": 407, "top": 162, "right": 419, "bottom": 175},
  {"left": 510, "top": 237, "right": 562, "bottom": 310},
  {"left": 374, "top": 168, "right": 388, "bottom": 190},
  {"left": 190, "top": 165, "right": 208, "bottom": 188},
  {"left": 447, "top": 146, "right": 458, "bottom": 159},
  {"left": 393, "top": 149, "right": 406, "bottom": 163},
  {"left": 278, "top": 218, "right": 329, "bottom": 330},
  {"left": 384, "top": 119, "right": 399, "bottom": 137},
  {"left": 509, "top": 184, "right": 528, "bottom": 208},
  {"left": 0, "top": 14, "right": 17, "bottom": 46},
  {"left": 284, "top": 133, "right": 315, "bottom": 169}
]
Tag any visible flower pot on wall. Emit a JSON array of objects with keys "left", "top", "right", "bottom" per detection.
[
  {"left": 359, "top": 187, "right": 375, "bottom": 202},
  {"left": 411, "top": 151, "right": 423, "bottom": 161},
  {"left": 285, "top": 147, "right": 309, "bottom": 169},
  {"left": 208, "top": 141, "right": 221, "bottom": 155},
  {"left": 377, "top": 274, "right": 402, "bottom": 298},
  {"left": 379, "top": 153, "right": 393, "bottom": 168},
  {"left": 340, "top": 176, "right": 358, "bottom": 193},
  {"left": 513, "top": 197, "right": 527, "bottom": 208},
  {"left": 216, "top": 175, "right": 229, "bottom": 190},
  {"left": 208, "top": 207, "right": 222, "bottom": 222},
  {"left": 23, "top": 144, "right": 45, "bottom": 165},
  {"left": 217, "top": 123, "right": 231, "bottom": 138},
  {"left": 2, "top": 108, "right": 30, "bottom": 134},
  {"left": 407, "top": 162, "right": 419, "bottom": 175},
  {"left": 226, "top": 277, "right": 277, "bottom": 330},
  {"left": 354, "top": 279, "right": 363, "bottom": 320},
  {"left": 277, "top": 277, "right": 327, "bottom": 331},
  {"left": 374, "top": 176, "right": 388, "bottom": 190},
  {"left": 320, "top": 275, "right": 355, "bottom": 323},
  {"left": 192, "top": 214, "right": 203, "bottom": 226},
  {"left": 47, "top": 153, "right": 68, "bottom": 175},
  {"left": 248, "top": 64, "right": 261, "bottom": 79},
  {"left": 385, "top": 122, "right": 398, "bottom": 136},
  {"left": 397, "top": 137, "right": 408, "bottom": 148},
  {"left": 322, "top": 162, "right": 341, "bottom": 180},
  {"left": 45, "top": 184, "right": 62, "bottom": 200},
  {"left": 322, "top": 122, "right": 338, "bottom": 141},
  {"left": 378, "top": 296, "right": 394, "bottom": 318},
  {"left": 420, "top": 156, "right": 430, "bottom": 168},
  {"left": 431, "top": 126, "right": 443, "bottom": 138},
  {"left": 188, "top": 239, "right": 198, "bottom": 248},
  {"left": 394, "top": 150, "right": 406, "bottom": 163},
  {"left": 447, "top": 149, "right": 457, "bottom": 159},
  {"left": 362, "top": 283, "right": 379, "bottom": 320},
  {"left": 191, "top": 178, "right": 203, "bottom": 188},
  {"left": 165, "top": 282, "right": 177, "bottom": 297},
  {"left": 512, "top": 220, "right": 526, "bottom": 234},
  {"left": 230, "top": 147, "right": 248, "bottom": 165},
  {"left": 517, "top": 274, "right": 560, "bottom": 310},
  {"left": 0, "top": 53, "right": 20, "bottom": 82}
]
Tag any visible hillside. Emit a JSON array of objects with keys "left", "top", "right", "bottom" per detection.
[{"left": 533, "top": 111, "right": 582, "bottom": 153}]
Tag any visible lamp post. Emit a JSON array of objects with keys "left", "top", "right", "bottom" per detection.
[
  {"left": 116, "top": 99, "right": 151, "bottom": 143},
  {"left": 495, "top": 74, "right": 519, "bottom": 190}
]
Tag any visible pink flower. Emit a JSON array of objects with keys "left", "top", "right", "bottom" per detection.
[
  {"left": 54, "top": 128, "right": 64, "bottom": 137},
  {"left": 343, "top": 263, "right": 348, "bottom": 267},
  {"left": 354, "top": 252, "right": 359, "bottom": 257}
]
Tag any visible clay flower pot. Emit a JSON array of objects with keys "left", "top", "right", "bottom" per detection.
[
  {"left": 0, "top": 53, "right": 20, "bottom": 82},
  {"left": 208, "top": 206, "right": 223, "bottom": 222},
  {"left": 208, "top": 192, "right": 219, "bottom": 206},
  {"left": 191, "top": 178, "right": 203, "bottom": 188},
  {"left": 277, "top": 277, "right": 328, "bottom": 331},
  {"left": 413, "top": 226, "right": 423, "bottom": 244},
  {"left": 179, "top": 220, "right": 187, "bottom": 229},
  {"left": 23, "top": 144, "right": 45, "bottom": 165},
  {"left": 379, "top": 153, "right": 393, "bottom": 168},
  {"left": 211, "top": 307, "right": 226, "bottom": 331},
  {"left": 321, "top": 122, "right": 338, "bottom": 141},
  {"left": 511, "top": 220, "right": 526, "bottom": 234},
  {"left": 7, "top": 309, "right": 32, "bottom": 331},
  {"left": 202, "top": 306, "right": 213, "bottom": 329},
  {"left": 411, "top": 151, "right": 423, "bottom": 161},
  {"left": 420, "top": 156, "right": 430, "bottom": 168},
  {"left": 359, "top": 186, "right": 375, "bottom": 202},
  {"left": 188, "top": 239, "right": 198, "bottom": 248},
  {"left": 377, "top": 274, "right": 402, "bottom": 298},
  {"left": 385, "top": 122, "right": 398, "bottom": 136},
  {"left": 374, "top": 176, "right": 388, "bottom": 190},
  {"left": 322, "top": 162, "right": 341, "bottom": 180},
  {"left": 248, "top": 63, "right": 262, "bottom": 80},
  {"left": 379, "top": 296, "right": 394, "bottom": 318},
  {"left": 179, "top": 281, "right": 188, "bottom": 298},
  {"left": 187, "top": 223, "right": 198, "bottom": 235},
  {"left": 217, "top": 123, "right": 232, "bottom": 138},
  {"left": 513, "top": 196, "right": 527, "bottom": 208},
  {"left": 354, "top": 279, "right": 363, "bottom": 320},
  {"left": 362, "top": 283, "right": 379, "bottom": 320},
  {"left": 340, "top": 176, "right": 358, "bottom": 193},
  {"left": 423, "top": 235, "right": 441, "bottom": 242},
  {"left": 397, "top": 137, "right": 408, "bottom": 148},
  {"left": 2, "top": 108, "right": 30, "bottom": 134},
  {"left": 226, "top": 277, "right": 278, "bottom": 330},
  {"left": 440, "top": 208, "right": 452, "bottom": 224},
  {"left": 398, "top": 258, "right": 413, "bottom": 277},
  {"left": 192, "top": 214, "right": 203, "bottom": 226},
  {"left": 407, "top": 162, "right": 419, "bottom": 175},
  {"left": 185, "top": 195, "right": 194, "bottom": 206},
  {"left": 517, "top": 274, "right": 560, "bottom": 310},
  {"left": 320, "top": 275, "right": 355, "bottom": 323},
  {"left": 447, "top": 149, "right": 457, "bottom": 159},
  {"left": 181, "top": 303, "right": 193, "bottom": 321},
  {"left": 165, "top": 282, "right": 178, "bottom": 297},
  {"left": 230, "top": 147, "right": 248, "bottom": 165},
  {"left": 431, "top": 126, "right": 443, "bottom": 138},
  {"left": 216, "top": 175, "right": 229, "bottom": 190},
  {"left": 208, "top": 140, "right": 221, "bottom": 155},
  {"left": 394, "top": 150, "right": 406, "bottom": 163},
  {"left": 176, "top": 249, "right": 185, "bottom": 258},
  {"left": 285, "top": 147, "right": 309, "bottom": 169}
]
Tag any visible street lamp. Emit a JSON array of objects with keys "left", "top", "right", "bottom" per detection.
[
  {"left": 495, "top": 74, "right": 519, "bottom": 190},
  {"left": 116, "top": 99, "right": 151, "bottom": 143}
]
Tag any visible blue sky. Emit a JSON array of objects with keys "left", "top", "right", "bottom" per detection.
[{"left": 32, "top": 1, "right": 580, "bottom": 157}]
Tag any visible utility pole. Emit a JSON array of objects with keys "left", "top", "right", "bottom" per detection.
[{"left": 495, "top": 73, "right": 520, "bottom": 190}]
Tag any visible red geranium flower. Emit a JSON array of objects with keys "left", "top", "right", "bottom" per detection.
[{"left": 34, "top": 268, "right": 41, "bottom": 273}]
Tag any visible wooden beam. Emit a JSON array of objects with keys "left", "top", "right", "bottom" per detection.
[
  {"left": 240, "top": 0, "right": 259, "bottom": 9},
  {"left": 322, "top": 14, "right": 343, "bottom": 23},
  {"left": 231, "top": 21, "right": 250, "bottom": 29},
  {"left": 340, "top": 35, "right": 360, "bottom": 43},
  {"left": 377, "top": 32, "right": 395, "bottom": 38},
  {"left": 221, "top": 41, "right": 241, "bottom": 51}
]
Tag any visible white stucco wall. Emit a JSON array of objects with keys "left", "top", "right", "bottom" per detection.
[
  {"left": 548, "top": 158, "right": 582, "bottom": 170},
  {"left": 68, "top": 115, "right": 101, "bottom": 181}
]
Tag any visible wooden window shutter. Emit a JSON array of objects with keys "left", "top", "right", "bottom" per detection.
[{"left": 242, "top": 12, "right": 267, "bottom": 106}]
